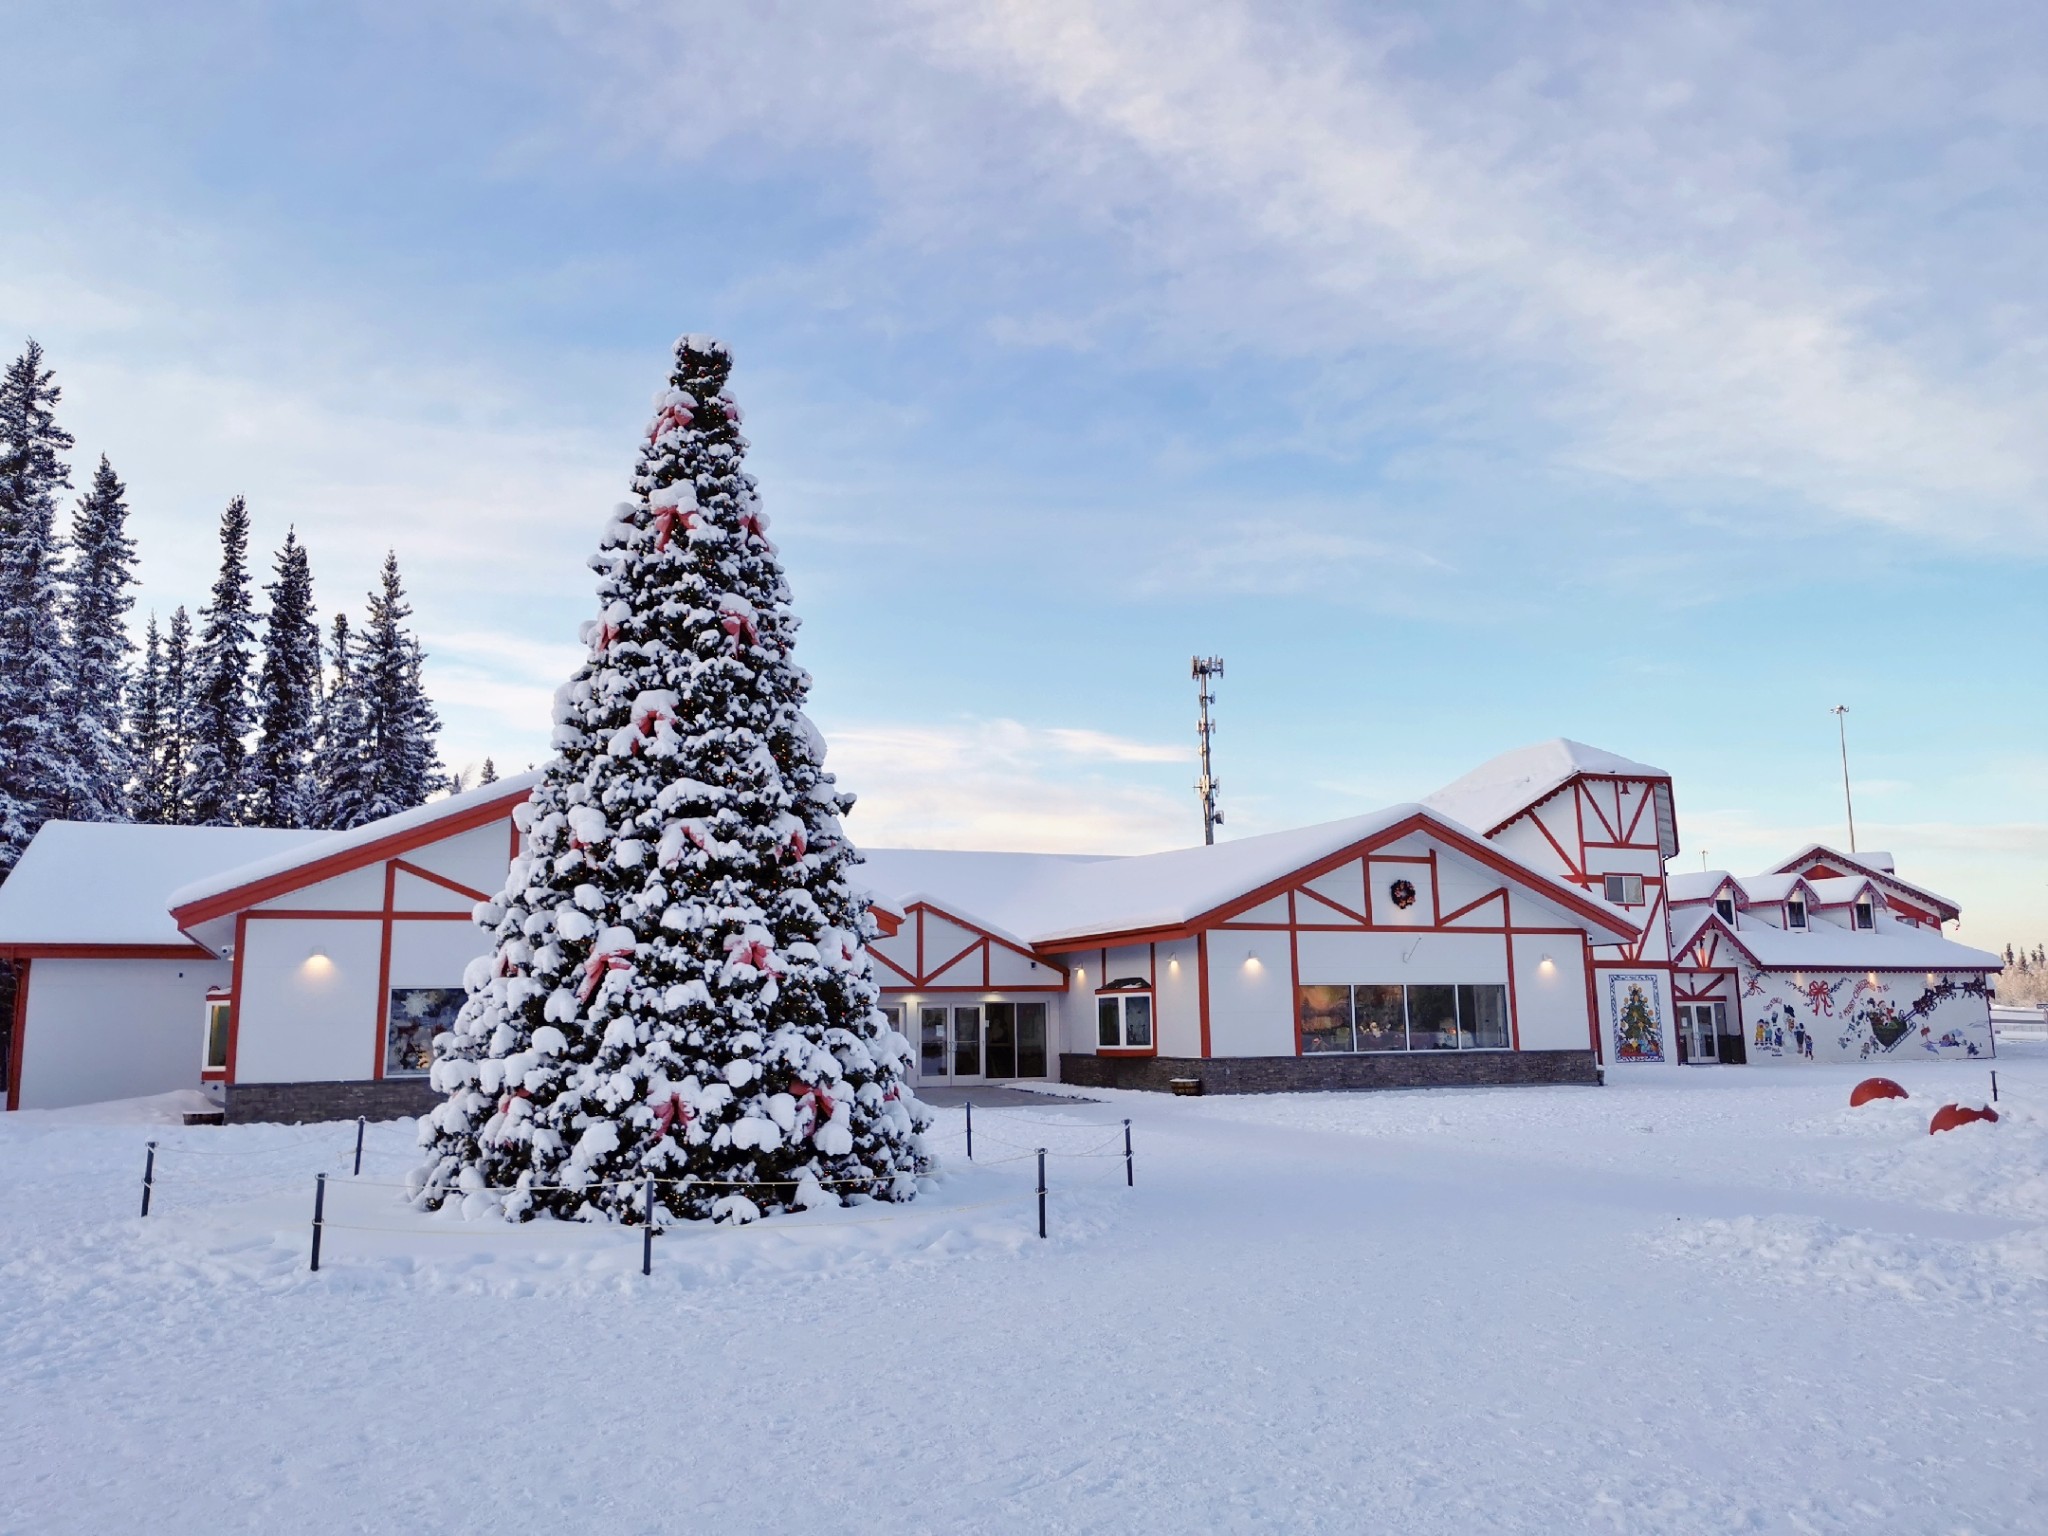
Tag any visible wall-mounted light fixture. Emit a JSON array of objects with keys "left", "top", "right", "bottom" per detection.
[{"left": 1538, "top": 954, "right": 1555, "bottom": 974}]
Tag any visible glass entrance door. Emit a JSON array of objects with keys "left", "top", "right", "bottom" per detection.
[
  {"left": 909, "top": 1001, "right": 1049, "bottom": 1083},
  {"left": 1679, "top": 1005, "right": 1719, "bottom": 1063}
]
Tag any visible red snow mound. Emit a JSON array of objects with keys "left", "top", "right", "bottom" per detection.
[
  {"left": 1928, "top": 1103, "right": 1999, "bottom": 1136},
  {"left": 1850, "top": 1077, "right": 1909, "bottom": 1107}
]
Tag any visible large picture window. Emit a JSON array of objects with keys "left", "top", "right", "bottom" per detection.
[
  {"left": 984, "top": 1002, "right": 1049, "bottom": 1078},
  {"left": 1296, "top": 983, "right": 1512, "bottom": 1053},
  {"left": 1096, "top": 984, "right": 1153, "bottom": 1050},
  {"left": 386, "top": 987, "right": 464, "bottom": 1076}
]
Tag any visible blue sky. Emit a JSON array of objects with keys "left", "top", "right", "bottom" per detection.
[{"left": 5, "top": 1, "right": 2044, "bottom": 943}]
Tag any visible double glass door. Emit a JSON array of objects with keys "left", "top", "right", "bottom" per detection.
[
  {"left": 1678, "top": 1002, "right": 1738, "bottom": 1064},
  {"left": 918, "top": 1002, "right": 1049, "bottom": 1082}
]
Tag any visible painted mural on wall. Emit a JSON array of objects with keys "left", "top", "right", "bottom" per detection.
[
  {"left": 1608, "top": 972, "right": 1666, "bottom": 1063},
  {"left": 1741, "top": 969, "right": 1992, "bottom": 1064}
]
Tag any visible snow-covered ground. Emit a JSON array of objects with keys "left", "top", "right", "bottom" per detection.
[{"left": 3, "top": 1053, "right": 2045, "bottom": 1534}]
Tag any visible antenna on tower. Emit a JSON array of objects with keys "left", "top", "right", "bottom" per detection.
[{"left": 1192, "top": 656, "right": 1225, "bottom": 846}]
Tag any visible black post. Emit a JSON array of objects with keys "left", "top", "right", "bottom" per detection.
[
  {"left": 1124, "top": 1118, "right": 1133, "bottom": 1188},
  {"left": 1991, "top": 1070, "right": 1999, "bottom": 1103},
  {"left": 1036, "top": 1147, "right": 1046, "bottom": 1240},
  {"left": 642, "top": 1176, "right": 656, "bottom": 1277},
  {"left": 141, "top": 1140, "right": 157, "bottom": 1218},
  {"left": 310, "top": 1172, "right": 327, "bottom": 1273},
  {"left": 353, "top": 1115, "right": 366, "bottom": 1176},
  {"left": 965, "top": 1100, "right": 973, "bottom": 1160}
]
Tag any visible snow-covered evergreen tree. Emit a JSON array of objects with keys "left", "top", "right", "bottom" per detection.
[
  {"left": 312, "top": 611, "right": 373, "bottom": 828},
  {"left": 0, "top": 340, "right": 75, "bottom": 875},
  {"left": 479, "top": 757, "right": 498, "bottom": 785},
  {"left": 183, "top": 496, "right": 256, "bottom": 826},
  {"left": 248, "top": 528, "right": 321, "bottom": 828},
  {"left": 157, "top": 605, "right": 194, "bottom": 825},
  {"left": 353, "top": 552, "right": 441, "bottom": 823},
  {"left": 414, "top": 336, "right": 928, "bottom": 1225},
  {"left": 126, "top": 613, "right": 173, "bottom": 823},
  {"left": 58, "top": 455, "right": 138, "bottom": 822}
]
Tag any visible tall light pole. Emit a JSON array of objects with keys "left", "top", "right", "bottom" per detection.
[
  {"left": 1830, "top": 705, "right": 1857, "bottom": 853},
  {"left": 1192, "top": 656, "right": 1224, "bottom": 845}
]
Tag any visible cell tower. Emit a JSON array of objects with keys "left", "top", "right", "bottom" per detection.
[{"left": 1192, "top": 655, "right": 1224, "bottom": 845}]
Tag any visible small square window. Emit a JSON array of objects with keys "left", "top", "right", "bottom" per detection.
[
  {"left": 1603, "top": 874, "right": 1644, "bottom": 906},
  {"left": 1714, "top": 897, "right": 1734, "bottom": 923}
]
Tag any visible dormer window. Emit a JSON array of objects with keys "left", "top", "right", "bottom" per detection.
[
  {"left": 1854, "top": 899, "right": 1874, "bottom": 930},
  {"left": 1786, "top": 898, "right": 1808, "bottom": 930},
  {"left": 1714, "top": 895, "right": 1734, "bottom": 923}
]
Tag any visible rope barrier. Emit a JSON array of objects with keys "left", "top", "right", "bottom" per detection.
[{"left": 314, "top": 1191, "right": 1036, "bottom": 1242}]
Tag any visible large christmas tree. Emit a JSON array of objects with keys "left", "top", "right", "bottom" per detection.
[{"left": 414, "top": 336, "right": 929, "bottom": 1225}]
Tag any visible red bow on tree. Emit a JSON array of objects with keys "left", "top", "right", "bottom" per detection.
[
  {"left": 723, "top": 934, "right": 776, "bottom": 973},
  {"left": 578, "top": 947, "right": 635, "bottom": 1003},
  {"left": 738, "top": 508, "right": 768, "bottom": 542},
  {"left": 650, "top": 1093, "right": 693, "bottom": 1142},
  {"left": 496, "top": 1086, "right": 531, "bottom": 1118},
  {"left": 650, "top": 505, "right": 698, "bottom": 551},
  {"left": 647, "top": 403, "right": 693, "bottom": 442},
  {"left": 782, "top": 826, "right": 807, "bottom": 862},
  {"left": 495, "top": 951, "right": 517, "bottom": 978},
  {"left": 791, "top": 1079, "right": 835, "bottom": 1135},
  {"left": 627, "top": 698, "right": 673, "bottom": 754},
  {"left": 720, "top": 607, "right": 759, "bottom": 652},
  {"left": 590, "top": 619, "right": 621, "bottom": 655}
]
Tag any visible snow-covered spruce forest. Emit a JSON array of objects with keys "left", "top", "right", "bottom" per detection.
[{"left": 0, "top": 338, "right": 452, "bottom": 869}]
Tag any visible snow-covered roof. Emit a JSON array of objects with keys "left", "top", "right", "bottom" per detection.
[
  {"left": 1697, "top": 913, "right": 2000, "bottom": 975},
  {"left": 1422, "top": 738, "right": 1669, "bottom": 837},
  {"left": 862, "top": 805, "right": 1636, "bottom": 949},
  {"left": 167, "top": 771, "right": 542, "bottom": 918},
  {"left": 1805, "top": 876, "right": 1877, "bottom": 906},
  {"left": 1770, "top": 845, "right": 1955, "bottom": 919},
  {"left": 1668, "top": 870, "right": 1732, "bottom": 904},
  {"left": 0, "top": 822, "right": 326, "bottom": 950}
]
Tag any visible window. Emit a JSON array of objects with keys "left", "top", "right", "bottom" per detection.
[
  {"left": 1853, "top": 900, "right": 1874, "bottom": 931},
  {"left": 1786, "top": 898, "right": 1808, "bottom": 930},
  {"left": 386, "top": 987, "right": 464, "bottom": 1076},
  {"left": 985, "top": 1001, "right": 1049, "bottom": 1078},
  {"left": 1714, "top": 896, "right": 1734, "bottom": 923},
  {"left": 919, "top": 1006, "right": 948, "bottom": 1077},
  {"left": 1295, "top": 983, "right": 1511, "bottom": 1052},
  {"left": 1096, "top": 986, "right": 1153, "bottom": 1050},
  {"left": 1603, "top": 874, "right": 1644, "bottom": 906},
  {"left": 202, "top": 996, "right": 232, "bottom": 1071},
  {"left": 952, "top": 1006, "right": 982, "bottom": 1077}
]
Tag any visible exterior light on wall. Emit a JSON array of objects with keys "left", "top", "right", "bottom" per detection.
[
  {"left": 1867, "top": 971, "right": 1878, "bottom": 986},
  {"left": 1539, "top": 955, "right": 1555, "bottom": 974},
  {"left": 1243, "top": 951, "right": 1261, "bottom": 970},
  {"left": 304, "top": 946, "right": 332, "bottom": 973},
  {"left": 1075, "top": 968, "right": 1085, "bottom": 985},
  {"left": 1168, "top": 956, "right": 1179, "bottom": 972}
]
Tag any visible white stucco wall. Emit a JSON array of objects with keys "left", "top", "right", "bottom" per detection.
[
  {"left": 16, "top": 956, "right": 228, "bottom": 1110},
  {"left": 233, "top": 917, "right": 384, "bottom": 1083},
  {"left": 1204, "top": 930, "right": 1296, "bottom": 1058},
  {"left": 1512, "top": 938, "right": 1591, "bottom": 1051}
]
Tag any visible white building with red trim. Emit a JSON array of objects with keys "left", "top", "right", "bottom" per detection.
[
  {"left": 1668, "top": 848, "right": 2000, "bottom": 1065},
  {"left": 0, "top": 736, "right": 2002, "bottom": 1118}
]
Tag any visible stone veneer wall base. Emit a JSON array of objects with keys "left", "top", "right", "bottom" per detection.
[
  {"left": 225, "top": 1078, "right": 441, "bottom": 1125},
  {"left": 1058, "top": 1050, "right": 1600, "bottom": 1094}
]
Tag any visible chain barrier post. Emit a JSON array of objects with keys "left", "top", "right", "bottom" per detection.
[
  {"left": 1991, "top": 1070, "right": 1999, "bottom": 1103},
  {"left": 642, "top": 1176, "right": 656, "bottom": 1277},
  {"left": 141, "top": 1140, "right": 157, "bottom": 1217},
  {"left": 966, "top": 1100, "right": 973, "bottom": 1160},
  {"left": 1036, "top": 1147, "right": 1046, "bottom": 1240},
  {"left": 310, "top": 1172, "right": 327, "bottom": 1272},
  {"left": 353, "top": 1116, "right": 366, "bottom": 1176},
  {"left": 1124, "top": 1118, "right": 1133, "bottom": 1188}
]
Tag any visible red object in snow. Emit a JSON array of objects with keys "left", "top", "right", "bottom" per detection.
[
  {"left": 1928, "top": 1103, "right": 1999, "bottom": 1136},
  {"left": 1849, "top": 1077, "right": 1909, "bottom": 1107}
]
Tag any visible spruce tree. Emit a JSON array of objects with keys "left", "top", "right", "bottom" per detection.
[
  {"left": 313, "top": 611, "right": 373, "bottom": 828},
  {"left": 354, "top": 552, "right": 441, "bottom": 821},
  {"left": 479, "top": 757, "right": 497, "bottom": 785},
  {"left": 159, "top": 605, "right": 194, "bottom": 825},
  {"left": 0, "top": 340, "right": 75, "bottom": 875},
  {"left": 184, "top": 496, "right": 256, "bottom": 825},
  {"left": 414, "top": 336, "right": 927, "bottom": 1224},
  {"left": 59, "top": 455, "right": 139, "bottom": 822},
  {"left": 126, "top": 613, "right": 172, "bottom": 823},
  {"left": 248, "top": 529, "right": 321, "bottom": 828}
]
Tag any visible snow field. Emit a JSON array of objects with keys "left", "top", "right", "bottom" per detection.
[{"left": 4, "top": 1057, "right": 2047, "bottom": 1533}]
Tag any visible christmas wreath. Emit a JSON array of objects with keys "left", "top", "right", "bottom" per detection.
[{"left": 1389, "top": 878, "right": 1417, "bottom": 910}]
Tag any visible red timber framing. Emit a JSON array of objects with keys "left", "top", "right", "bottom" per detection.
[
  {"left": 868, "top": 901, "right": 1068, "bottom": 994},
  {"left": 177, "top": 795, "right": 523, "bottom": 1088},
  {"left": 1026, "top": 811, "right": 1637, "bottom": 1064}
]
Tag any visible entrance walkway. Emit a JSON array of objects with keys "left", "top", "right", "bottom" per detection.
[{"left": 914, "top": 1085, "right": 1099, "bottom": 1108}]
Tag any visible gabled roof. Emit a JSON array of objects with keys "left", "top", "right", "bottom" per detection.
[
  {"left": 1770, "top": 844, "right": 1958, "bottom": 921},
  {"left": 1423, "top": 738, "right": 1670, "bottom": 838},
  {"left": 0, "top": 822, "right": 325, "bottom": 953},
  {"left": 1668, "top": 870, "right": 1734, "bottom": 905},
  {"left": 1677, "top": 910, "right": 2000, "bottom": 974},
  {"left": 169, "top": 771, "right": 542, "bottom": 927},
  {"left": 863, "top": 805, "right": 1638, "bottom": 951}
]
